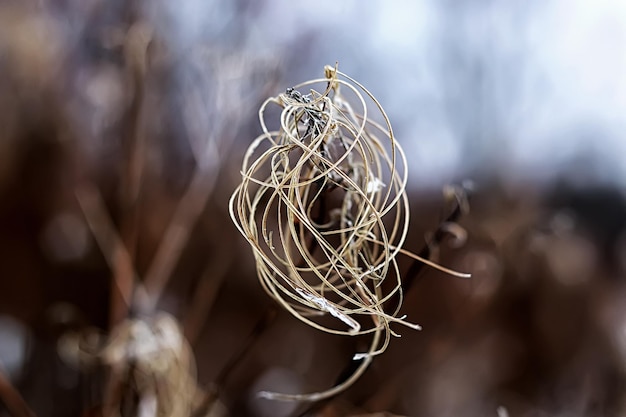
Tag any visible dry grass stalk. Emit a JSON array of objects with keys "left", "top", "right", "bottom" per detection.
[{"left": 230, "top": 65, "right": 468, "bottom": 402}]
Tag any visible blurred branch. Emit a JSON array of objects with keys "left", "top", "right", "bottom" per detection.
[
  {"left": 0, "top": 362, "right": 36, "bottom": 417},
  {"left": 76, "top": 183, "right": 148, "bottom": 314},
  {"left": 139, "top": 166, "right": 218, "bottom": 312},
  {"left": 115, "top": 22, "right": 152, "bottom": 322},
  {"left": 183, "top": 244, "right": 231, "bottom": 345},
  {"left": 139, "top": 51, "right": 248, "bottom": 311},
  {"left": 119, "top": 22, "right": 150, "bottom": 240},
  {"left": 403, "top": 183, "right": 472, "bottom": 292}
]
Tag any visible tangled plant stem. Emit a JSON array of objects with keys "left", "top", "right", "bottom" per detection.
[{"left": 230, "top": 65, "right": 469, "bottom": 402}]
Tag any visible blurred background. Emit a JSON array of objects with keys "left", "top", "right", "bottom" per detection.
[{"left": 1, "top": 0, "right": 626, "bottom": 416}]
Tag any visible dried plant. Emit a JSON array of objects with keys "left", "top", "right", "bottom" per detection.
[
  {"left": 55, "top": 17, "right": 275, "bottom": 416},
  {"left": 230, "top": 65, "right": 469, "bottom": 401},
  {"left": 59, "top": 313, "right": 200, "bottom": 417}
]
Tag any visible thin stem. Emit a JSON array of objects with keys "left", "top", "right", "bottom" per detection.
[
  {"left": 218, "top": 308, "right": 277, "bottom": 388},
  {"left": 139, "top": 170, "right": 218, "bottom": 312},
  {"left": 403, "top": 184, "right": 471, "bottom": 292},
  {"left": 76, "top": 184, "right": 141, "bottom": 313},
  {"left": 116, "top": 21, "right": 152, "bottom": 323},
  {"left": 183, "top": 255, "right": 229, "bottom": 346}
]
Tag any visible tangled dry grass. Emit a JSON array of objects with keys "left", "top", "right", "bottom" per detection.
[{"left": 230, "top": 65, "right": 468, "bottom": 402}]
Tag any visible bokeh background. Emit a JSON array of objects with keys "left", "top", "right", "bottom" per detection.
[{"left": 1, "top": 1, "right": 626, "bottom": 416}]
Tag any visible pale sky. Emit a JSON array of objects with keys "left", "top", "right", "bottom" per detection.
[{"left": 155, "top": 0, "right": 626, "bottom": 188}]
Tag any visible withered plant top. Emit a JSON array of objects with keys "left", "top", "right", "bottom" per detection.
[{"left": 230, "top": 65, "right": 468, "bottom": 402}]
